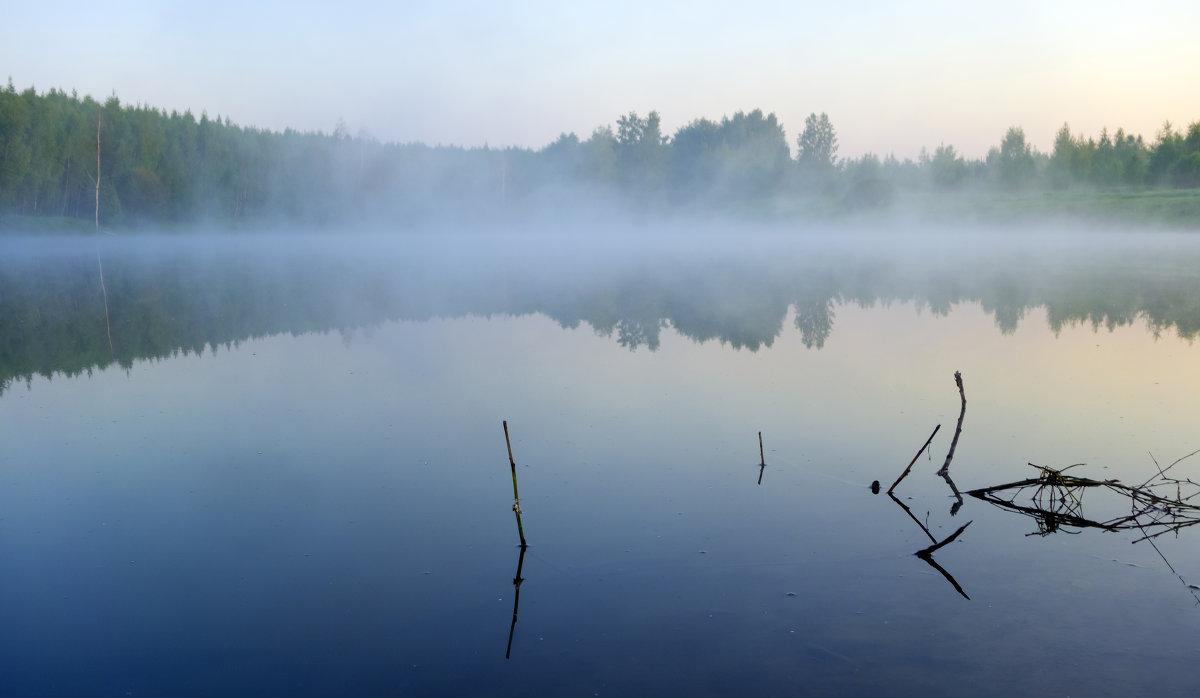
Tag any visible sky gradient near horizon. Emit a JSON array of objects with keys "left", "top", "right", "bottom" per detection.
[{"left": 5, "top": 0, "right": 1199, "bottom": 160}]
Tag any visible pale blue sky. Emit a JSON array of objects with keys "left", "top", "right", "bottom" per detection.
[{"left": 5, "top": 0, "right": 1199, "bottom": 159}]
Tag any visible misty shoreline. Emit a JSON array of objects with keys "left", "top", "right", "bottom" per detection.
[{"left": 2, "top": 85, "right": 1198, "bottom": 234}]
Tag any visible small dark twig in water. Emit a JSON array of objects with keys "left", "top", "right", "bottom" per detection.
[
  {"left": 888, "top": 424, "right": 941, "bottom": 494},
  {"left": 1137, "top": 447, "right": 1200, "bottom": 490},
  {"left": 937, "top": 371, "right": 966, "bottom": 476}
]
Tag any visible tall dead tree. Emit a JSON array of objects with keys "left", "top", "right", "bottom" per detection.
[{"left": 95, "top": 108, "right": 101, "bottom": 231}]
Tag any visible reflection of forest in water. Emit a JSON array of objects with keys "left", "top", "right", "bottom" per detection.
[{"left": 3, "top": 233, "right": 1200, "bottom": 394}]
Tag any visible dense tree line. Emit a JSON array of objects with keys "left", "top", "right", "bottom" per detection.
[
  {"left": 827, "top": 122, "right": 1200, "bottom": 203},
  {"left": 2, "top": 80, "right": 1199, "bottom": 228}
]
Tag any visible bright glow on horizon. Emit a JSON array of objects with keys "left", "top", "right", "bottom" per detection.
[{"left": 3, "top": 0, "right": 1198, "bottom": 160}]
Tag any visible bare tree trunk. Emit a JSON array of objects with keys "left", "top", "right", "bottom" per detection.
[
  {"left": 94, "top": 106, "right": 114, "bottom": 356},
  {"left": 500, "top": 152, "right": 507, "bottom": 203},
  {"left": 95, "top": 108, "right": 102, "bottom": 231},
  {"left": 61, "top": 157, "right": 71, "bottom": 216}
]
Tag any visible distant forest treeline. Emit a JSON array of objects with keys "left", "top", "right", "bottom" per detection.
[{"left": 2, "top": 81, "right": 1200, "bottom": 228}]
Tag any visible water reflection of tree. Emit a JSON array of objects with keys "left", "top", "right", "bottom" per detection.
[
  {"left": 4, "top": 241, "right": 1200, "bottom": 394},
  {"left": 979, "top": 275, "right": 1034, "bottom": 335},
  {"left": 615, "top": 319, "right": 663, "bottom": 351},
  {"left": 792, "top": 296, "right": 835, "bottom": 349}
]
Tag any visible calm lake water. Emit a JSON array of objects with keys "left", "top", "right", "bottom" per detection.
[{"left": 2, "top": 229, "right": 1200, "bottom": 696}]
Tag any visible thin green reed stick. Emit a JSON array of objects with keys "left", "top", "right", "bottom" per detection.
[{"left": 503, "top": 421, "right": 527, "bottom": 548}]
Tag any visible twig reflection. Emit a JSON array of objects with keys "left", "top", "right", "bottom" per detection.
[
  {"left": 968, "top": 458, "right": 1200, "bottom": 604},
  {"left": 967, "top": 462, "right": 1200, "bottom": 540},
  {"left": 917, "top": 550, "right": 971, "bottom": 601},
  {"left": 505, "top": 545, "right": 527, "bottom": 659},
  {"left": 887, "top": 492, "right": 973, "bottom": 600},
  {"left": 880, "top": 372, "right": 974, "bottom": 599},
  {"left": 940, "top": 470, "right": 965, "bottom": 516}
]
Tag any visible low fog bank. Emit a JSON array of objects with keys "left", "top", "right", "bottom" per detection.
[{"left": 5, "top": 225, "right": 1198, "bottom": 288}]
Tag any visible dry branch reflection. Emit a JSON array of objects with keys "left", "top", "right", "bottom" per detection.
[
  {"left": 879, "top": 371, "right": 1200, "bottom": 602},
  {"left": 967, "top": 455, "right": 1200, "bottom": 542}
]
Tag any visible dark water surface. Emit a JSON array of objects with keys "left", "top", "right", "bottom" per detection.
[{"left": 2, "top": 230, "right": 1200, "bottom": 696}]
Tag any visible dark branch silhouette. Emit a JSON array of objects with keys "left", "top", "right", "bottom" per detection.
[
  {"left": 878, "top": 373, "right": 974, "bottom": 599},
  {"left": 888, "top": 424, "right": 941, "bottom": 494},
  {"left": 937, "top": 371, "right": 966, "bottom": 476}
]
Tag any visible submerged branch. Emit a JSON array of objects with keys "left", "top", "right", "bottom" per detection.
[{"left": 967, "top": 461, "right": 1200, "bottom": 539}]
